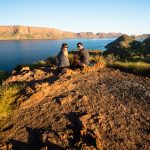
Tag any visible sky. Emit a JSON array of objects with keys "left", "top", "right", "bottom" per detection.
[{"left": 0, "top": 0, "right": 150, "bottom": 35}]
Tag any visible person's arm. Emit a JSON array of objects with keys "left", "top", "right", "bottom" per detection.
[
  {"left": 82, "top": 50, "right": 89, "bottom": 66},
  {"left": 73, "top": 51, "right": 87, "bottom": 67},
  {"left": 79, "top": 62, "right": 87, "bottom": 67},
  {"left": 74, "top": 59, "right": 86, "bottom": 67},
  {"left": 55, "top": 53, "right": 60, "bottom": 66}
]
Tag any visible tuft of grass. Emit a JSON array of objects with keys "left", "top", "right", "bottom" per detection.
[
  {"left": 105, "top": 54, "right": 120, "bottom": 64},
  {"left": 107, "top": 61, "right": 150, "bottom": 74},
  {"left": 0, "top": 84, "right": 24, "bottom": 120},
  {"left": 89, "top": 55, "right": 106, "bottom": 65}
]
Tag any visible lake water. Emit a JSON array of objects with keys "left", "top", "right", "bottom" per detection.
[{"left": 0, "top": 38, "right": 116, "bottom": 71}]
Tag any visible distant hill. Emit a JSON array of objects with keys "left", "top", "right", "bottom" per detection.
[
  {"left": 134, "top": 34, "right": 150, "bottom": 40},
  {"left": 0, "top": 26, "right": 122, "bottom": 40}
]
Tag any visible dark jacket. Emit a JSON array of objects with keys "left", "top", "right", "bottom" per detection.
[
  {"left": 56, "top": 51, "right": 70, "bottom": 67},
  {"left": 78, "top": 48, "right": 89, "bottom": 65}
]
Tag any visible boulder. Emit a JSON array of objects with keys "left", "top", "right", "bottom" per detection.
[{"left": 21, "top": 66, "right": 30, "bottom": 72}]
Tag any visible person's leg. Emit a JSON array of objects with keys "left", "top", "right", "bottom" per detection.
[{"left": 72, "top": 59, "right": 84, "bottom": 70}]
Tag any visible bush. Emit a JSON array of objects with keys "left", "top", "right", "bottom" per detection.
[
  {"left": 105, "top": 54, "right": 120, "bottom": 64},
  {"left": 0, "top": 84, "right": 24, "bottom": 120},
  {"left": 89, "top": 55, "right": 106, "bottom": 65}
]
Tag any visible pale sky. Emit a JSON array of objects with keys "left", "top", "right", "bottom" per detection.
[{"left": 0, "top": 0, "right": 150, "bottom": 35}]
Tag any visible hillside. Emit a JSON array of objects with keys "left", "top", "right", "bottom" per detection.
[
  {"left": 135, "top": 34, "right": 150, "bottom": 41},
  {"left": 0, "top": 64, "right": 149, "bottom": 149},
  {"left": 0, "top": 26, "right": 122, "bottom": 40}
]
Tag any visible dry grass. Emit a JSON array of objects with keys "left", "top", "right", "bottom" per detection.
[
  {"left": 0, "top": 84, "right": 23, "bottom": 120},
  {"left": 107, "top": 61, "right": 150, "bottom": 74}
]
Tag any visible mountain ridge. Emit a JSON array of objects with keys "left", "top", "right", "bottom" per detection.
[
  {"left": 0, "top": 25, "right": 122, "bottom": 40},
  {"left": 0, "top": 25, "right": 149, "bottom": 40}
]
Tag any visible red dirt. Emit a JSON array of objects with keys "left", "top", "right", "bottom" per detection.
[{"left": 0, "top": 66, "right": 150, "bottom": 150}]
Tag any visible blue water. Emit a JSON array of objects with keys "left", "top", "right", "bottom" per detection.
[{"left": 0, "top": 38, "right": 115, "bottom": 71}]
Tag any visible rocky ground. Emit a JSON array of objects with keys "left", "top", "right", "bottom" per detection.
[{"left": 0, "top": 64, "right": 150, "bottom": 150}]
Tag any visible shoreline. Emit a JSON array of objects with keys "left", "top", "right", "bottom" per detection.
[{"left": 0, "top": 37, "right": 118, "bottom": 41}]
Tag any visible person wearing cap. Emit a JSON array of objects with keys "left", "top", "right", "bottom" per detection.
[{"left": 56, "top": 43, "right": 70, "bottom": 73}]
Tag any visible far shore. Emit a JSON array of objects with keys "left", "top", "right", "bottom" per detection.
[{"left": 0, "top": 37, "right": 117, "bottom": 41}]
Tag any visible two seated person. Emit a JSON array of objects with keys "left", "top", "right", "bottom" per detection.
[{"left": 55, "top": 42, "right": 89, "bottom": 73}]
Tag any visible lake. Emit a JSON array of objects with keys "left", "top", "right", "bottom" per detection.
[{"left": 0, "top": 38, "right": 116, "bottom": 71}]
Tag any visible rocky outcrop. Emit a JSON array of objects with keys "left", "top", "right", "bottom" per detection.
[
  {"left": 103, "top": 35, "right": 144, "bottom": 57},
  {"left": 105, "top": 35, "right": 135, "bottom": 50},
  {"left": 103, "top": 35, "right": 134, "bottom": 57},
  {"left": 0, "top": 65, "right": 149, "bottom": 149},
  {"left": 0, "top": 26, "right": 123, "bottom": 40}
]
